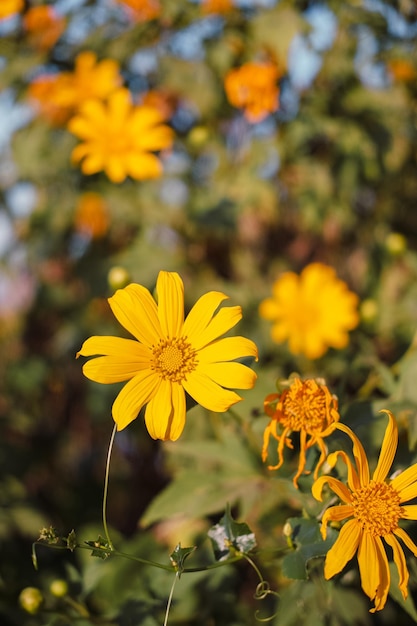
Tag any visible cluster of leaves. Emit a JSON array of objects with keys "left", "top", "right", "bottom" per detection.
[{"left": 2, "top": 0, "right": 417, "bottom": 625}]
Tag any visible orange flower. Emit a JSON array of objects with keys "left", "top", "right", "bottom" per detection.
[
  {"left": 224, "top": 61, "right": 281, "bottom": 123},
  {"left": 115, "top": 0, "right": 161, "bottom": 22},
  {"left": 27, "top": 75, "right": 70, "bottom": 126},
  {"left": 23, "top": 5, "right": 65, "bottom": 51},
  {"left": 0, "top": 0, "right": 23, "bottom": 19},
  {"left": 201, "top": 0, "right": 233, "bottom": 15},
  {"left": 74, "top": 193, "right": 110, "bottom": 239},
  {"left": 387, "top": 59, "right": 416, "bottom": 83},
  {"left": 68, "top": 87, "right": 174, "bottom": 183},
  {"left": 263, "top": 377, "right": 339, "bottom": 487},
  {"left": 27, "top": 51, "right": 122, "bottom": 125}
]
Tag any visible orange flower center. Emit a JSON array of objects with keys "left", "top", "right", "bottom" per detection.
[
  {"left": 351, "top": 480, "right": 402, "bottom": 536},
  {"left": 280, "top": 380, "right": 333, "bottom": 435},
  {"left": 151, "top": 337, "right": 197, "bottom": 382}
]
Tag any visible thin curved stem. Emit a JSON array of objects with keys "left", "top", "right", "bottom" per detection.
[
  {"left": 103, "top": 423, "right": 117, "bottom": 551},
  {"left": 163, "top": 572, "right": 179, "bottom": 626}
]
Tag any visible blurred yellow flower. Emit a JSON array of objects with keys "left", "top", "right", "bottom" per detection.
[
  {"left": 68, "top": 88, "right": 174, "bottom": 183},
  {"left": 0, "top": 0, "right": 23, "bottom": 19},
  {"left": 202, "top": 0, "right": 233, "bottom": 15},
  {"left": 28, "top": 51, "right": 122, "bottom": 125},
  {"left": 23, "top": 5, "right": 65, "bottom": 51},
  {"left": 74, "top": 193, "right": 109, "bottom": 239},
  {"left": 114, "top": 0, "right": 161, "bottom": 21},
  {"left": 259, "top": 263, "right": 359, "bottom": 359},
  {"left": 77, "top": 271, "right": 258, "bottom": 440},
  {"left": 313, "top": 410, "right": 417, "bottom": 612},
  {"left": 224, "top": 61, "right": 281, "bottom": 123},
  {"left": 263, "top": 377, "right": 339, "bottom": 487}
]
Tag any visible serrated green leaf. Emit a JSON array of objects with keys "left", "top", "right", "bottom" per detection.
[
  {"left": 84, "top": 535, "right": 112, "bottom": 559},
  {"left": 281, "top": 517, "right": 338, "bottom": 580},
  {"left": 208, "top": 505, "right": 256, "bottom": 561},
  {"left": 169, "top": 543, "right": 196, "bottom": 577}
]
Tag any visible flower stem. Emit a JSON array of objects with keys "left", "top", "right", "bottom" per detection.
[
  {"left": 163, "top": 572, "right": 179, "bottom": 626},
  {"left": 103, "top": 423, "right": 117, "bottom": 551}
]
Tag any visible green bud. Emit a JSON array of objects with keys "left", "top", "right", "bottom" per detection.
[
  {"left": 108, "top": 266, "right": 131, "bottom": 291},
  {"left": 385, "top": 232, "right": 407, "bottom": 256},
  {"left": 49, "top": 579, "right": 68, "bottom": 598},
  {"left": 19, "top": 587, "right": 44, "bottom": 614}
]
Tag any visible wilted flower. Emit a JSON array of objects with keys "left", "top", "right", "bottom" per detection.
[
  {"left": 263, "top": 376, "right": 339, "bottom": 487},
  {"left": 259, "top": 263, "right": 359, "bottom": 360},
  {"left": 224, "top": 61, "right": 281, "bottom": 123},
  {"left": 77, "top": 271, "right": 258, "bottom": 440},
  {"left": 313, "top": 411, "right": 417, "bottom": 612}
]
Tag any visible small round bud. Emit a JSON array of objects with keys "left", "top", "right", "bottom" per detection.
[
  {"left": 108, "top": 266, "right": 130, "bottom": 291},
  {"left": 187, "top": 125, "right": 209, "bottom": 147},
  {"left": 360, "top": 298, "right": 378, "bottom": 324},
  {"left": 19, "top": 587, "right": 44, "bottom": 614},
  {"left": 49, "top": 579, "right": 68, "bottom": 598},
  {"left": 385, "top": 232, "right": 407, "bottom": 256}
]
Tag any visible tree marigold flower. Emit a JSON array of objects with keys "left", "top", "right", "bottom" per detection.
[
  {"left": 114, "top": 0, "right": 161, "bottom": 22},
  {"left": 77, "top": 271, "right": 258, "bottom": 440},
  {"left": 68, "top": 87, "right": 174, "bottom": 183},
  {"left": 224, "top": 61, "right": 281, "bottom": 123},
  {"left": 0, "top": 0, "right": 23, "bottom": 19},
  {"left": 313, "top": 410, "right": 417, "bottom": 612},
  {"left": 263, "top": 377, "right": 339, "bottom": 487},
  {"left": 259, "top": 263, "right": 359, "bottom": 360},
  {"left": 23, "top": 5, "right": 65, "bottom": 51}
]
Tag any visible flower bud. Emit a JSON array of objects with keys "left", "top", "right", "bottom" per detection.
[
  {"left": 49, "top": 579, "right": 68, "bottom": 598},
  {"left": 385, "top": 232, "right": 407, "bottom": 256},
  {"left": 19, "top": 587, "right": 44, "bottom": 614},
  {"left": 108, "top": 266, "right": 130, "bottom": 291}
]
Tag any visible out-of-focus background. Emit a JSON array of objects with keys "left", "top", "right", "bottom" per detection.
[{"left": 2, "top": 0, "right": 417, "bottom": 624}]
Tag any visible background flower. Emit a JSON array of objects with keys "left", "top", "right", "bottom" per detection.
[{"left": 224, "top": 61, "right": 281, "bottom": 123}]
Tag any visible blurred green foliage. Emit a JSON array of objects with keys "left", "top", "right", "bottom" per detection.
[{"left": 2, "top": 0, "right": 417, "bottom": 624}]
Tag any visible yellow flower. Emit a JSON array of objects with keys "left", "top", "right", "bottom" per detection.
[
  {"left": 0, "top": 0, "right": 23, "bottom": 19},
  {"left": 224, "top": 61, "right": 281, "bottom": 123},
  {"left": 263, "top": 377, "right": 339, "bottom": 487},
  {"left": 77, "top": 271, "right": 258, "bottom": 440},
  {"left": 114, "top": 0, "right": 161, "bottom": 21},
  {"left": 68, "top": 87, "right": 174, "bottom": 183},
  {"left": 313, "top": 411, "right": 417, "bottom": 612},
  {"left": 259, "top": 263, "right": 359, "bottom": 359}
]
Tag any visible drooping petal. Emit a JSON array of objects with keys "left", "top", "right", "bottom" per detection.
[
  {"left": 144, "top": 379, "right": 186, "bottom": 440},
  {"left": 357, "top": 533, "right": 390, "bottom": 612},
  {"left": 183, "top": 291, "right": 229, "bottom": 343},
  {"left": 183, "top": 370, "right": 242, "bottom": 412},
  {"left": 336, "top": 422, "right": 370, "bottom": 486},
  {"left": 112, "top": 370, "right": 160, "bottom": 430},
  {"left": 326, "top": 449, "right": 360, "bottom": 491},
  {"left": 312, "top": 475, "right": 353, "bottom": 505},
  {"left": 321, "top": 505, "right": 354, "bottom": 538},
  {"left": 77, "top": 336, "right": 152, "bottom": 382},
  {"left": 372, "top": 410, "right": 398, "bottom": 483},
  {"left": 198, "top": 336, "right": 258, "bottom": 363},
  {"left": 324, "top": 519, "right": 361, "bottom": 579},
  {"left": 192, "top": 306, "right": 242, "bottom": 350},
  {"left": 394, "top": 527, "right": 417, "bottom": 557},
  {"left": 197, "top": 361, "right": 257, "bottom": 390},
  {"left": 108, "top": 283, "right": 161, "bottom": 346},
  {"left": 384, "top": 533, "right": 409, "bottom": 600},
  {"left": 391, "top": 462, "right": 417, "bottom": 496},
  {"left": 156, "top": 271, "right": 184, "bottom": 338}
]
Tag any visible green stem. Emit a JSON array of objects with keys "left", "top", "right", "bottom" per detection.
[
  {"left": 163, "top": 572, "right": 179, "bottom": 626},
  {"left": 103, "top": 423, "right": 117, "bottom": 551}
]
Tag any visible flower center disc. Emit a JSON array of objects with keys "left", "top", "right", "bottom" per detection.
[
  {"left": 351, "top": 480, "right": 403, "bottom": 536},
  {"left": 151, "top": 337, "right": 197, "bottom": 383},
  {"left": 282, "top": 381, "right": 329, "bottom": 435}
]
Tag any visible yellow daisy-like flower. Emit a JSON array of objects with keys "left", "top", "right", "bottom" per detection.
[
  {"left": 313, "top": 410, "right": 417, "bottom": 612},
  {"left": 68, "top": 87, "right": 174, "bottom": 183},
  {"left": 259, "top": 263, "right": 359, "bottom": 360},
  {"left": 224, "top": 61, "right": 281, "bottom": 123},
  {"left": 0, "top": 0, "right": 23, "bottom": 19},
  {"left": 77, "top": 271, "right": 258, "bottom": 440},
  {"left": 263, "top": 377, "right": 339, "bottom": 487}
]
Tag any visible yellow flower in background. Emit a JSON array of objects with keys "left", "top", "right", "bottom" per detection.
[
  {"left": 259, "top": 263, "right": 359, "bottom": 359},
  {"left": 263, "top": 377, "right": 339, "bottom": 487},
  {"left": 224, "top": 61, "right": 281, "bottom": 123},
  {"left": 114, "top": 0, "right": 161, "bottom": 21},
  {"left": 313, "top": 411, "right": 417, "bottom": 612},
  {"left": 77, "top": 271, "right": 258, "bottom": 440},
  {"left": 23, "top": 5, "right": 66, "bottom": 51},
  {"left": 0, "top": 0, "right": 23, "bottom": 19},
  {"left": 74, "top": 193, "right": 110, "bottom": 239},
  {"left": 68, "top": 87, "right": 174, "bottom": 183}
]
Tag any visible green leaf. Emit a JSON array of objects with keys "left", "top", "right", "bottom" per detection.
[
  {"left": 281, "top": 517, "right": 338, "bottom": 580},
  {"left": 66, "top": 529, "right": 78, "bottom": 552},
  {"left": 208, "top": 505, "right": 256, "bottom": 561},
  {"left": 388, "top": 561, "right": 417, "bottom": 622},
  {"left": 84, "top": 535, "right": 113, "bottom": 559},
  {"left": 169, "top": 543, "right": 196, "bottom": 577}
]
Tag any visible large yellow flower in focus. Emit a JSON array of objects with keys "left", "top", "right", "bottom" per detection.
[
  {"left": 68, "top": 88, "right": 174, "bottom": 183},
  {"left": 77, "top": 271, "right": 258, "bottom": 440},
  {"left": 313, "top": 411, "right": 417, "bottom": 612},
  {"left": 259, "top": 263, "right": 359, "bottom": 359}
]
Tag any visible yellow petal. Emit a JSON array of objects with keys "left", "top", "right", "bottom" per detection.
[
  {"left": 183, "top": 291, "right": 229, "bottom": 341},
  {"left": 391, "top": 462, "right": 417, "bottom": 496},
  {"left": 183, "top": 371, "right": 242, "bottom": 412},
  {"left": 198, "top": 361, "right": 257, "bottom": 390},
  {"left": 401, "top": 505, "right": 417, "bottom": 520},
  {"left": 384, "top": 533, "right": 409, "bottom": 600},
  {"left": 312, "top": 475, "right": 352, "bottom": 504},
  {"left": 394, "top": 527, "right": 417, "bottom": 557},
  {"left": 357, "top": 533, "right": 390, "bottom": 612},
  {"left": 78, "top": 336, "right": 151, "bottom": 382},
  {"left": 108, "top": 283, "right": 161, "bottom": 346},
  {"left": 191, "top": 306, "right": 242, "bottom": 350},
  {"left": 105, "top": 155, "right": 127, "bottom": 183},
  {"left": 156, "top": 271, "right": 184, "bottom": 338},
  {"left": 198, "top": 336, "right": 258, "bottom": 363},
  {"left": 321, "top": 505, "right": 354, "bottom": 539},
  {"left": 326, "top": 450, "right": 360, "bottom": 491},
  {"left": 112, "top": 370, "right": 160, "bottom": 430},
  {"left": 372, "top": 410, "right": 398, "bottom": 483},
  {"left": 144, "top": 379, "right": 185, "bottom": 440},
  {"left": 324, "top": 519, "right": 361, "bottom": 579},
  {"left": 336, "top": 422, "right": 370, "bottom": 486},
  {"left": 126, "top": 152, "right": 163, "bottom": 180}
]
